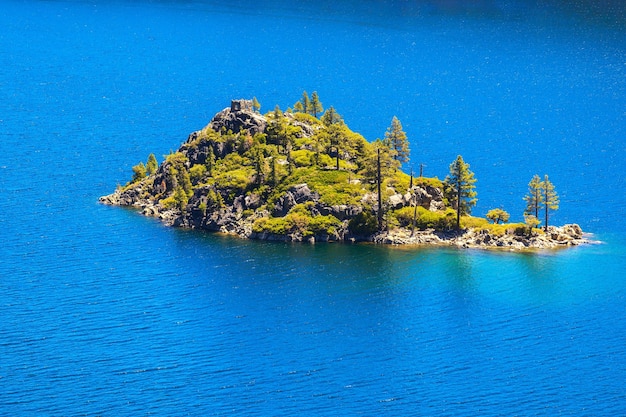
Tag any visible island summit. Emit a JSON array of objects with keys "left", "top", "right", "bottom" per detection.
[{"left": 100, "top": 96, "right": 592, "bottom": 250}]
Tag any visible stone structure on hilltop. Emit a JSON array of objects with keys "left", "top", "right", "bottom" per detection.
[
  {"left": 230, "top": 99, "right": 252, "bottom": 112},
  {"left": 208, "top": 99, "right": 266, "bottom": 135}
]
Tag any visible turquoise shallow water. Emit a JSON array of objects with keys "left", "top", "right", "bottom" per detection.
[{"left": 1, "top": 0, "right": 625, "bottom": 415}]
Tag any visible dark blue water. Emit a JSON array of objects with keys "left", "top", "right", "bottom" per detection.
[{"left": 1, "top": 0, "right": 625, "bottom": 415}]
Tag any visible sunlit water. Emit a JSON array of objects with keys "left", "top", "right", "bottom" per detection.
[{"left": 1, "top": 0, "right": 625, "bottom": 414}]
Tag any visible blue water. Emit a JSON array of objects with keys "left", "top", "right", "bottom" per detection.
[{"left": 1, "top": 0, "right": 625, "bottom": 415}]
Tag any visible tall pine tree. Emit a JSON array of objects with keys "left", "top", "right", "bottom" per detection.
[
  {"left": 523, "top": 174, "right": 543, "bottom": 219},
  {"left": 444, "top": 155, "right": 477, "bottom": 230},
  {"left": 383, "top": 116, "right": 410, "bottom": 166},
  {"left": 146, "top": 153, "right": 158, "bottom": 176},
  {"left": 310, "top": 91, "right": 323, "bottom": 118},
  {"left": 541, "top": 175, "right": 559, "bottom": 231},
  {"left": 252, "top": 97, "right": 261, "bottom": 113},
  {"left": 300, "top": 91, "right": 310, "bottom": 114}
]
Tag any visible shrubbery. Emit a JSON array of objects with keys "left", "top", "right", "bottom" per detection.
[
  {"left": 348, "top": 211, "right": 378, "bottom": 236},
  {"left": 391, "top": 206, "right": 457, "bottom": 231}
]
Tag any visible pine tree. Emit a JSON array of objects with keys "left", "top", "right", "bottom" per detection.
[
  {"left": 523, "top": 174, "right": 543, "bottom": 219},
  {"left": 179, "top": 166, "right": 193, "bottom": 198},
  {"left": 541, "top": 174, "right": 559, "bottom": 231},
  {"left": 321, "top": 106, "right": 342, "bottom": 126},
  {"left": 250, "top": 147, "right": 266, "bottom": 185},
  {"left": 377, "top": 148, "right": 383, "bottom": 231},
  {"left": 252, "top": 97, "right": 261, "bottom": 113},
  {"left": 293, "top": 101, "right": 304, "bottom": 113},
  {"left": 383, "top": 116, "right": 410, "bottom": 165},
  {"left": 205, "top": 146, "right": 215, "bottom": 177},
  {"left": 310, "top": 91, "right": 323, "bottom": 118},
  {"left": 444, "top": 155, "right": 477, "bottom": 230},
  {"left": 300, "top": 91, "right": 310, "bottom": 114},
  {"left": 131, "top": 162, "right": 147, "bottom": 183},
  {"left": 360, "top": 139, "right": 394, "bottom": 184},
  {"left": 173, "top": 186, "right": 188, "bottom": 211},
  {"left": 146, "top": 153, "right": 158, "bottom": 175},
  {"left": 269, "top": 154, "right": 277, "bottom": 185}
]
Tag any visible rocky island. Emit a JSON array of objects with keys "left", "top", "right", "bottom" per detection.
[{"left": 100, "top": 97, "right": 593, "bottom": 250}]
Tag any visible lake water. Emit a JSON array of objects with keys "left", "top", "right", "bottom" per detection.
[{"left": 1, "top": 0, "right": 625, "bottom": 415}]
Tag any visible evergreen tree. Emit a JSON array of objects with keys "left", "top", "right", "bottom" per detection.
[
  {"left": 131, "top": 162, "right": 147, "bottom": 183},
  {"left": 541, "top": 174, "right": 559, "bottom": 231},
  {"left": 321, "top": 106, "right": 342, "bottom": 126},
  {"left": 310, "top": 91, "right": 323, "bottom": 118},
  {"left": 179, "top": 166, "right": 193, "bottom": 198},
  {"left": 173, "top": 186, "right": 188, "bottom": 211},
  {"left": 300, "top": 91, "right": 310, "bottom": 114},
  {"left": 383, "top": 116, "right": 410, "bottom": 165},
  {"left": 293, "top": 101, "right": 304, "bottom": 113},
  {"left": 360, "top": 139, "right": 394, "bottom": 184},
  {"left": 523, "top": 174, "right": 543, "bottom": 219},
  {"left": 146, "top": 153, "right": 158, "bottom": 175},
  {"left": 377, "top": 148, "right": 383, "bottom": 230},
  {"left": 252, "top": 97, "right": 261, "bottom": 113},
  {"left": 444, "top": 155, "right": 477, "bottom": 230},
  {"left": 250, "top": 147, "right": 266, "bottom": 185},
  {"left": 205, "top": 146, "right": 215, "bottom": 177},
  {"left": 269, "top": 152, "right": 278, "bottom": 186}
]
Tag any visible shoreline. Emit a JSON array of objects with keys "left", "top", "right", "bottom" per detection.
[{"left": 100, "top": 190, "right": 597, "bottom": 251}]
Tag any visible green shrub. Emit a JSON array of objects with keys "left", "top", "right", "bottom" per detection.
[
  {"left": 189, "top": 164, "right": 207, "bottom": 183},
  {"left": 309, "top": 215, "right": 342, "bottom": 235},
  {"left": 293, "top": 112, "right": 322, "bottom": 125},
  {"left": 215, "top": 169, "right": 251, "bottom": 193},
  {"left": 348, "top": 211, "right": 378, "bottom": 236},
  {"left": 392, "top": 206, "right": 419, "bottom": 228},
  {"left": 253, "top": 217, "right": 285, "bottom": 234},
  {"left": 291, "top": 149, "right": 315, "bottom": 167},
  {"left": 391, "top": 206, "right": 458, "bottom": 231},
  {"left": 461, "top": 216, "right": 524, "bottom": 236},
  {"left": 217, "top": 153, "right": 245, "bottom": 172},
  {"left": 413, "top": 176, "right": 444, "bottom": 189}
]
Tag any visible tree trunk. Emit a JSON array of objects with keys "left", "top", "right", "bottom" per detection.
[
  {"left": 456, "top": 182, "right": 461, "bottom": 230},
  {"left": 377, "top": 148, "right": 383, "bottom": 231},
  {"left": 411, "top": 198, "right": 418, "bottom": 236}
]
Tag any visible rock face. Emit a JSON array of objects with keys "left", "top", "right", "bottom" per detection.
[
  {"left": 208, "top": 99, "right": 267, "bottom": 136},
  {"left": 272, "top": 184, "right": 319, "bottom": 217}
]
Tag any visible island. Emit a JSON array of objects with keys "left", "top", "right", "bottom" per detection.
[{"left": 100, "top": 96, "right": 593, "bottom": 250}]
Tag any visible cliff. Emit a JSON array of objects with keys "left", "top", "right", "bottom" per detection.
[{"left": 100, "top": 99, "right": 594, "bottom": 250}]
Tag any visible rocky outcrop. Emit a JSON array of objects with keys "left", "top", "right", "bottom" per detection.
[
  {"left": 271, "top": 184, "right": 319, "bottom": 217},
  {"left": 208, "top": 99, "right": 267, "bottom": 136},
  {"left": 374, "top": 224, "right": 596, "bottom": 250},
  {"left": 387, "top": 185, "right": 445, "bottom": 211}
]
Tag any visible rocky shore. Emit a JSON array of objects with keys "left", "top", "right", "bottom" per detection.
[
  {"left": 100, "top": 184, "right": 594, "bottom": 251},
  {"left": 373, "top": 224, "right": 596, "bottom": 250}
]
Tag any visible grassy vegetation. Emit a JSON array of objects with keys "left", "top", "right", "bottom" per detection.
[{"left": 460, "top": 216, "right": 525, "bottom": 236}]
